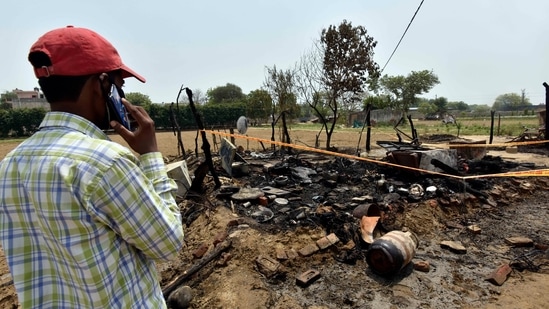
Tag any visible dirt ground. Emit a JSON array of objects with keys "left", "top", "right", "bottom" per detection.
[{"left": 1, "top": 127, "right": 548, "bottom": 309}]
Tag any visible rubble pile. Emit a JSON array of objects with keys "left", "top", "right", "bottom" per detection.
[{"left": 160, "top": 140, "right": 549, "bottom": 309}]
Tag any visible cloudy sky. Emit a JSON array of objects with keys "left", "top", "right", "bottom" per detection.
[{"left": 1, "top": 0, "right": 548, "bottom": 106}]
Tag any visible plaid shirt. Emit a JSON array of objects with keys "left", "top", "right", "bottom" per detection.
[{"left": 0, "top": 112, "right": 184, "bottom": 308}]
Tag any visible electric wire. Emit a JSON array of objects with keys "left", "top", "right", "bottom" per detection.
[{"left": 380, "top": 0, "right": 425, "bottom": 73}]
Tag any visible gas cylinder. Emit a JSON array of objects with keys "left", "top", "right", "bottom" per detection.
[{"left": 366, "top": 230, "right": 418, "bottom": 276}]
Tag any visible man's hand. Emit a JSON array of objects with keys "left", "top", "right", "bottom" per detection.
[{"left": 110, "top": 98, "right": 159, "bottom": 155}]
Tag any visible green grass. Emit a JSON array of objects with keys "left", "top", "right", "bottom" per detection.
[
  {"left": 0, "top": 138, "right": 26, "bottom": 143},
  {"left": 285, "top": 116, "right": 541, "bottom": 138}
]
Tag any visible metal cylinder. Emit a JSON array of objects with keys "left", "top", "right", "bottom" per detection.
[{"left": 366, "top": 230, "right": 418, "bottom": 276}]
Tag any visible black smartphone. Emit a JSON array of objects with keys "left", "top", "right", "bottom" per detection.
[{"left": 107, "top": 83, "right": 132, "bottom": 131}]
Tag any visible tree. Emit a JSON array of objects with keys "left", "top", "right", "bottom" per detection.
[
  {"left": 246, "top": 89, "right": 272, "bottom": 125},
  {"left": 319, "top": 19, "right": 380, "bottom": 149},
  {"left": 471, "top": 104, "right": 491, "bottom": 116},
  {"left": 295, "top": 45, "right": 329, "bottom": 147},
  {"left": 264, "top": 66, "right": 299, "bottom": 116},
  {"left": 125, "top": 92, "right": 152, "bottom": 107},
  {"left": 492, "top": 92, "right": 531, "bottom": 111},
  {"left": 447, "top": 101, "right": 469, "bottom": 111},
  {"left": 379, "top": 70, "right": 439, "bottom": 114},
  {"left": 0, "top": 91, "right": 17, "bottom": 110},
  {"left": 418, "top": 101, "right": 437, "bottom": 116},
  {"left": 264, "top": 65, "right": 298, "bottom": 147},
  {"left": 431, "top": 96, "right": 448, "bottom": 116},
  {"left": 177, "top": 88, "right": 207, "bottom": 105},
  {"left": 206, "top": 83, "right": 246, "bottom": 104}
]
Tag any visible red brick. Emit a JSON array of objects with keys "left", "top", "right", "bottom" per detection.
[
  {"left": 298, "top": 244, "right": 320, "bottom": 257},
  {"left": 316, "top": 237, "right": 332, "bottom": 250},
  {"left": 505, "top": 236, "right": 533, "bottom": 247},
  {"left": 255, "top": 255, "right": 283, "bottom": 278},
  {"left": 258, "top": 196, "right": 269, "bottom": 206},
  {"left": 413, "top": 260, "right": 430, "bottom": 272},
  {"left": 275, "top": 247, "right": 288, "bottom": 260},
  {"left": 296, "top": 269, "right": 321, "bottom": 287},
  {"left": 286, "top": 249, "right": 299, "bottom": 260},
  {"left": 192, "top": 243, "right": 209, "bottom": 259},
  {"left": 486, "top": 264, "right": 512, "bottom": 286},
  {"left": 213, "top": 231, "right": 228, "bottom": 246}
]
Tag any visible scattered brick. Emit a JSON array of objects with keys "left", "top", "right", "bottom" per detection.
[
  {"left": 467, "top": 225, "right": 481, "bottom": 234},
  {"left": 296, "top": 269, "right": 321, "bottom": 287},
  {"left": 316, "top": 237, "right": 332, "bottom": 250},
  {"left": 286, "top": 249, "right": 299, "bottom": 260},
  {"left": 440, "top": 240, "right": 467, "bottom": 254},
  {"left": 505, "top": 236, "right": 533, "bottom": 247},
  {"left": 413, "top": 260, "right": 430, "bottom": 272},
  {"left": 192, "top": 243, "right": 209, "bottom": 259},
  {"left": 298, "top": 244, "right": 320, "bottom": 257},
  {"left": 276, "top": 247, "right": 288, "bottom": 260},
  {"left": 341, "top": 240, "right": 356, "bottom": 251},
  {"left": 427, "top": 199, "right": 438, "bottom": 208},
  {"left": 326, "top": 233, "right": 340, "bottom": 245},
  {"left": 255, "top": 255, "right": 283, "bottom": 278},
  {"left": 486, "top": 263, "right": 512, "bottom": 286},
  {"left": 213, "top": 231, "right": 228, "bottom": 246},
  {"left": 217, "top": 252, "right": 232, "bottom": 267},
  {"left": 258, "top": 196, "right": 269, "bottom": 206}
]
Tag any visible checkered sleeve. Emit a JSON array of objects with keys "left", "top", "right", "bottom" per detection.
[{"left": 90, "top": 152, "right": 184, "bottom": 261}]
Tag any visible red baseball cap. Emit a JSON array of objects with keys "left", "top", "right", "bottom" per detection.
[{"left": 29, "top": 25, "right": 145, "bottom": 82}]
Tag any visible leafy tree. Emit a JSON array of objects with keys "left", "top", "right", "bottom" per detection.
[
  {"left": 264, "top": 65, "right": 299, "bottom": 146},
  {"left": 471, "top": 104, "right": 491, "bottom": 116},
  {"left": 431, "top": 96, "right": 448, "bottom": 116},
  {"left": 264, "top": 65, "right": 299, "bottom": 117},
  {"left": 246, "top": 89, "right": 272, "bottom": 124},
  {"left": 125, "top": 92, "right": 152, "bottom": 107},
  {"left": 206, "top": 83, "right": 246, "bottom": 104},
  {"left": 447, "top": 101, "right": 469, "bottom": 111},
  {"left": 319, "top": 19, "right": 380, "bottom": 149},
  {"left": 379, "top": 70, "right": 440, "bottom": 114},
  {"left": 418, "top": 101, "right": 437, "bottom": 116},
  {"left": 492, "top": 92, "right": 531, "bottom": 111},
  {"left": 0, "top": 91, "right": 17, "bottom": 110}
]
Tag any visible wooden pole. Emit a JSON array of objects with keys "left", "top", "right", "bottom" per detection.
[
  {"left": 366, "top": 105, "right": 372, "bottom": 152},
  {"left": 185, "top": 88, "right": 221, "bottom": 189},
  {"left": 543, "top": 82, "right": 549, "bottom": 141},
  {"left": 489, "top": 110, "right": 495, "bottom": 144}
]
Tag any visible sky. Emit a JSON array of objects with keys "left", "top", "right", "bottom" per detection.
[{"left": 2, "top": 0, "right": 549, "bottom": 106}]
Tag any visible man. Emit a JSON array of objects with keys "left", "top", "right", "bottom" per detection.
[{"left": 0, "top": 26, "right": 184, "bottom": 308}]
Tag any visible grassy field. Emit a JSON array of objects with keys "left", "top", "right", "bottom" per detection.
[
  {"left": 0, "top": 116, "right": 542, "bottom": 160},
  {"left": 291, "top": 116, "right": 540, "bottom": 138}
]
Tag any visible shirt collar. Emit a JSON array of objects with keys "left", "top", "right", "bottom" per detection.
[{"left": 39, "top": 112, "right": 110, "bottom": 140}]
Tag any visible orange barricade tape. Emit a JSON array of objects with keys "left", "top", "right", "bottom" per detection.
[{"left": 203, "top": 130, "right": 549, "bottom": 180}]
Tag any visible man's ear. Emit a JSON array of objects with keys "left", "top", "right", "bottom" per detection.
[{"left": 97, "top": 73, "right": 113, "bottom": 98}]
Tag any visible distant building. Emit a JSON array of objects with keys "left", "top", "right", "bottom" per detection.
[{"left": 7, "top": 88, "right": 49, "bottom": 110}]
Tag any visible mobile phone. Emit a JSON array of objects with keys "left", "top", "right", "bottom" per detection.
[{"left": 107, "top": 83, "right": 131, "bottom": 131}]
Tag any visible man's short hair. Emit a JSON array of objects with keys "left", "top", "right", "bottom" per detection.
[{"left": 28, "top": 51, "right": 91, "bottom": 103}]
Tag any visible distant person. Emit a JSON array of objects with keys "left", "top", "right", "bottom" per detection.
[{"left": 0, "top": 26, "right": 184, "bottom": 308}]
